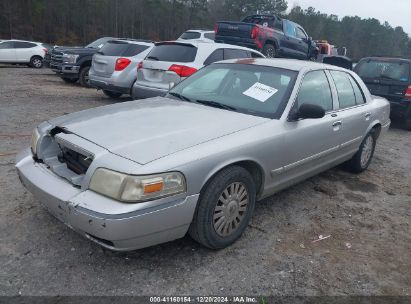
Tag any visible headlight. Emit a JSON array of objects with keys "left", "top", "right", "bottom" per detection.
[
  {"left": 62, "top": 54, "right": 79, "bottom": 64},
  {"left": 89, "top": 168, "right": 186, "bottom": 203},
  {"left": 31, "top": 127, "right": 40, "bottom": 155}
]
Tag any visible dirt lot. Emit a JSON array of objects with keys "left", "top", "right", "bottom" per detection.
[{"left": 0, "top": 65, "right": 410, "bottom": 296}]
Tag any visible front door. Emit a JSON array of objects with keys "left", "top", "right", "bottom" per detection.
[{"left": 0, "top": 41, "right": 16, "bottom": 62}]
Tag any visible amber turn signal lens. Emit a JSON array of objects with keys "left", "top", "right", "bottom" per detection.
[{"left": 143, "top": 182, "right": 164, "bottom": 194}]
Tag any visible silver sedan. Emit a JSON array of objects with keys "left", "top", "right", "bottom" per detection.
[{"left": 16, "top": 59, "right": 390, "bottom": 251}]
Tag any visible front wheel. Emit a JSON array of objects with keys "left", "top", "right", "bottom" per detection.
[
  {"left": 30, "top": 56, "right": 43, "bottom": 68},
  {"left": 262, "top": 44, "right": 276, "bottom": 58},
  {"left": 345, "top": 131, "right": 376, "bottom": 173},
  {"left": 79, "top": 66, "right": 91, "bottom": 88},
  {"left": 189, "top": 166, "right": 256, "bottom": 249},
  {"left": 103, "top": 90, "right": 122, "bottom": 98}
]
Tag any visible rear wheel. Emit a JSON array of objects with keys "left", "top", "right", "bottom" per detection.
[
  {"left": 345, "top": 130, "right": 377, "bottom": 173},
  {"left": 262, "top": 44, "right": 276, "bottom": 58},
  {"left": 103, "top": 90, "right": 122, "bottom": 98},
  {"left": 30, "top": 56, "right": 43, "bottom": 68},
  {"left": 61, "top": 77, "right": 78, "bottom": 84},
  {"left": 189, "top": 166, "right": 256, "bottom": 249},
  {"left": 79, "top": 66, "right": 91, "bottom": 88}
]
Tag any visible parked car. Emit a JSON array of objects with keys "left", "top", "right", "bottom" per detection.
[
  {"left": 0, "top": 40, "right": 47, "bottom": 68},
  {"left": 89, "top": 39, "right": 154, "bottom": 98},
  {"left": 215, "top": 14, "right": 318, "bottom": 60},
  {"left": 177, "top": 30, "right": 215, "bottom": 42},
  {"left": 354, "top": 57, "right": 411, "bottom": 130},
  {"left": 16, "top": 59, "right": 390, "bottom": 251},
  {"left": 131, "top": 41, "right": 264, "bottom": 99},
  {"left": 49, "top": 37, "right": 114, "bottom": 87}
]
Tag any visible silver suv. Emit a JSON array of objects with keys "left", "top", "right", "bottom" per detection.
[
  {"left": 131, "top": 41, "right": 264, "bottom": 99},
  {"left": 89, "top": 39, "right": 154, "bottom": 98}
]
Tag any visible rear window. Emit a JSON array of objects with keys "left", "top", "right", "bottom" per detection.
[
  {"left": 355, "top": 60, "right": 410, "bottom": 82},
  {"left": 147, "top": 43, "right": 197, "bottom": 63},
  {"left": 98, "top": 41, "right": 150, "bottom": 57},
  {"left": 179, "top": 32, "right": 201, "bottom": 40}
]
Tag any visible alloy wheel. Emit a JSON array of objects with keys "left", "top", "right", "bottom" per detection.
[{"left": 360, "top": 136, "right": 374, "bottom": 168}]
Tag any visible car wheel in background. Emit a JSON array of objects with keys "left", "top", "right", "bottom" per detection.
[
  {"left": 346, "top": 130, "right": 377, "bottom": 173},
  {"left": 79, "top": 66, "right": 91, "bottom": 88},
  {"left": 404, "top": 107, "right": 411, "bottom": 130},
  {"left": 61, "top": 77, "right": 78, "bottom": 84},
  {"left": 189, "top": 166, "right": 256, "bottom": 249},
  {"left": 103, "top": 90, "right": 122, "bottom": 98},
  {"left": 29, "top": 56, "right": 43, "bottom": 68},
  {"left": 262, "top": 44, "right": 276, "bottom": 58}
]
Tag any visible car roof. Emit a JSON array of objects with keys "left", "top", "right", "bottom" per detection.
[
  {"left": 108, "top": 38, "right": 154, "bottom": 46},
  {"left": 155, "top": 40, "right": 263, "bottom": 54},
  {"left": 218, "top": 58, "right": 348, "bottom": 72}
]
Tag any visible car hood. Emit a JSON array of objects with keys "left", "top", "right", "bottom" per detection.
[{"left": 48, "top": 97, "right": 269, "bottom": 164}]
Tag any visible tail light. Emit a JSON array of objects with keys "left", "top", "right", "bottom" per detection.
[
  {"left": 137, "top": 61, "right": 143, "bottom": 71},
  {"left": 405, "top": 85, "right": 411, "bottom": 98},
  {"left": 115, "top": 58, "right": 131, "bottom": 71},
  {"left": 214, "top": 23, "right": 218, "bottom": 33},
  {"left": 251, "top": 26, "right": 259, "bottom": 39},
  {"left": 168, "top": 64, "right": 197, "bottom": 77},
  {"left": 43, "top": 48, "right": 48, "bottom": 54}
]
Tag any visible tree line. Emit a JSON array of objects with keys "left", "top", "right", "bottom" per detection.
[{"left": 1, "top": 0, "right": 410, "bottom": 61}]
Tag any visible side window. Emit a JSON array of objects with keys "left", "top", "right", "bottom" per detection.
[
  {"left": 330, "top": 71, "right": 357, "bottom": 109},
  {"left": 349, "top": 76, "right": 366, "bottom": 104},
  {"left": 296, "top": 27, "right": 307, "bottom": 40},
  {"left": 14, "top": 42, "right": 36, "bottom": 48},
  {"left": 0, "top": 41, "right": 14, "bottom": 49},
  {"left": 204, "top": 49, "right": 224, "bottom": 65},
  {"left": 204, "top": 33, "right": 215, "bottom": 40},
  {"left": 284, "top": 21, "right": 296, "bottom": 37},
  {"left": 224, "top": 49, "right": 249, "bottom": 60},
  {"left": 297, "top": 70, "right": 333, "bottom": 112}
]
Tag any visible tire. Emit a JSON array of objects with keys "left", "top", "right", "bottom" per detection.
[
  {"left": 61, "top": 77, "right": 78, "bottom": 84},
  {"left": 403, "top": 107, "right": 411, "bottom": 130},
  {"left": 189, "top": 166, "right": 256, "bottom": 249},
  {"left": 103, "top": 90, "right": 122, "bottom": 98},
  {"left": 29, "top": 56, "right": 43, "bottom": 68},
  {"left": 262, "top": 43, "right": 276, "bottom": 58},
  {"left": 79, "top": 66, "right": 91, "bottom": 88},
  {"left": 345, "top": 130, "right": 377, "bottom": 173}
]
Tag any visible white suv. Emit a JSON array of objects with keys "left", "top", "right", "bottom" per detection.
[
  {"left": 131, "top": 41, "right": 265, "bottom": 99},
  {"left": 0, "top": 40, "right": 47, "bottom": 68}
]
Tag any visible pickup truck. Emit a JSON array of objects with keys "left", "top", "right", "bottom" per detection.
[
  {"left": 49, "top": 37, "right": 114, "bottom": 87},
  {"left": 215, "top": 15, "right": 318, "bottom": 60}
]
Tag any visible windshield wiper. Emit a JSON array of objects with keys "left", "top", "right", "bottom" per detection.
[
  {"left": 195, "top": 99, "right": 237, "bottom": 111},
  {"left": 147, "top": 56, "right": 159, "bottom": 61},
  {"left": 168, "top": 92, "right": 191, "bottom": 101}
]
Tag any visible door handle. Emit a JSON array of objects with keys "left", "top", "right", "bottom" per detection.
[
  {"left": 332, "top": 121, "right": 342, "bottom": 127},
  {"left": 365, "top": 112, "right": 371, "bottom": 120}
]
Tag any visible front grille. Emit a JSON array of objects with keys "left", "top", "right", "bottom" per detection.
[
  {"left": 51, "top": 50, "right": 63, "bottom": 64},
  {"left": 58, "top": 147, "right": 92, "bottom": 175}
]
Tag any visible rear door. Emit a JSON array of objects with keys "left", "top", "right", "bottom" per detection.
[
  {"left": 92, "top": 41, "right": 150, "bottom": 78},
  {"left": 0, "top": 41, "right": 16, "bottom": 62},
  {"left": 328, "top": 70, "right": 370, "bottom": 153},
  {"left": 355, "top": 59, "right": 411, "bottom": 103},
  {"left": 282, "top": 21, "right": 300, "bottom": 58},
  {"left": 138, "top": 42, "right": 198, "bottom": 90}
]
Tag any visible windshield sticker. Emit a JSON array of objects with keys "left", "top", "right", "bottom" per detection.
[{"left": 242, "top": 82, "right": 278, "bottom": 102}]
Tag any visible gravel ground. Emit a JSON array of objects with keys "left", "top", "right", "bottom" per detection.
[{"left": 0, "top": 66, "right": 410, "bottom": 296}]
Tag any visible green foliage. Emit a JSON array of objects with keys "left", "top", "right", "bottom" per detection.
[{"left": 0, "top": 0, "right": 409, "bottom": 60}]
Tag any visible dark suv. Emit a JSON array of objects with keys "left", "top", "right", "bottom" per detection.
[
  {"left": 354, "top": 57, "right": 411, "bottom": 130},
  {"left": 215, "top": 14, "right": 318, "bottom": 60},
  {"left": 49, "top": 37, "right": 114, "bottom": 87}
]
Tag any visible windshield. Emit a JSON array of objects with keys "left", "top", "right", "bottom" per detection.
[
  {"left": 355, "top": 60, "right": 410, "bottom": 82},
  {"left": 167, "top": 63, "right": 297, "bottom": 119},
  {"left": 86, "top": 37, "right": 112, "bottom": 49}
]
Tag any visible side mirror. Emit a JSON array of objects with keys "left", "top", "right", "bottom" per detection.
[{"left": 295, "top": 103, "right": 325, "bottom": 120}]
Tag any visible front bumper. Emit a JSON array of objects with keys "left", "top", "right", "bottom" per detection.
[
  {"left": 51, "top": 63, "right": 81, "bottom": 76},
  {"left": 15, "top": 149, "right": 199, "bottom": 251}
]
